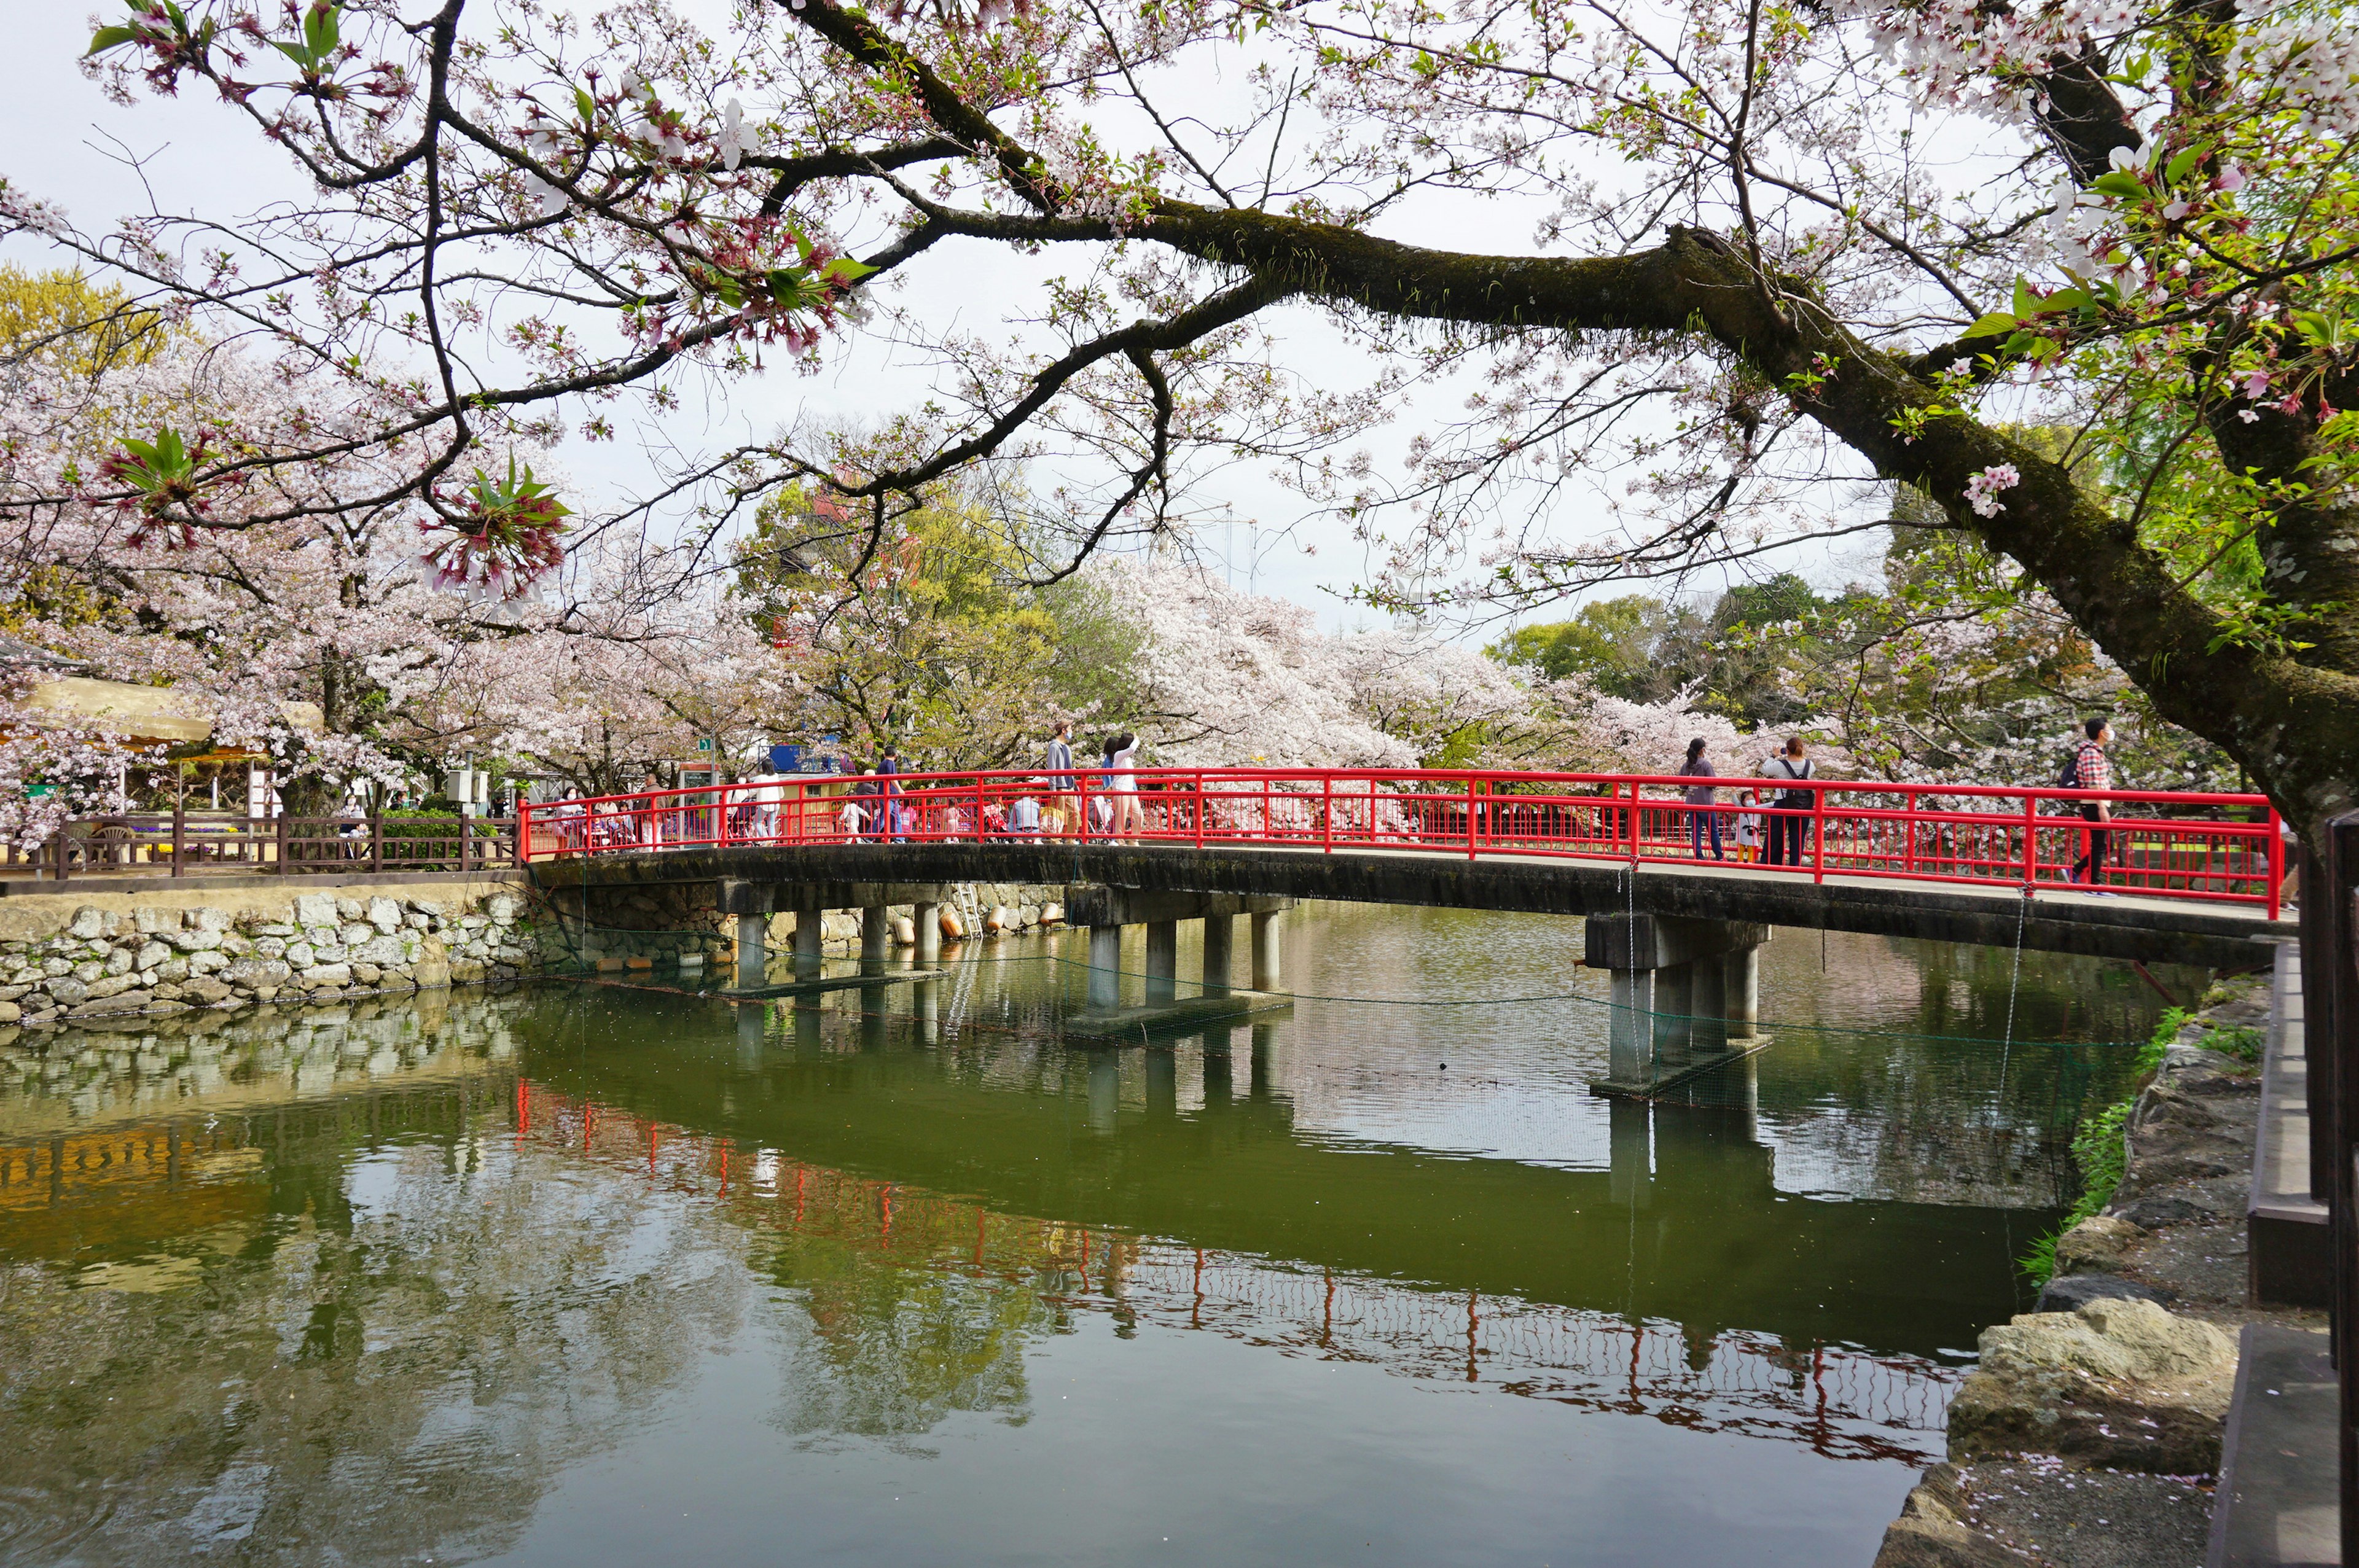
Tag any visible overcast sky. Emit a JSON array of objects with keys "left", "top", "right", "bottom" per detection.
[{"left": 2, "top": 3, "right": 1887, "bottom": 634}]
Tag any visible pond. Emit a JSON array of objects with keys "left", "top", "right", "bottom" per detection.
[{"left": 0, "top": 903, "right": 2193, "bottom": 1566}]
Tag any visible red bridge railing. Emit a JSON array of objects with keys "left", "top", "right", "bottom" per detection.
[{"left": 520, "top": 768, "right": 2285, "bottom": 918}]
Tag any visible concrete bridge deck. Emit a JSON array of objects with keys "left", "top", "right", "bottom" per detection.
[{"left": 531, "top": 840, "right": 2289, "bottom": 967}]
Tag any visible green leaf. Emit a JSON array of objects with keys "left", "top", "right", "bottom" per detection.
[
  {"left": 2044, "top": 287, "right": 2091, "bottom": 314},
  {"left": 84, "top": 23, "right": 139, "bottom": 55},
  {"left": 2164, "top": 144, "right": 2207, "bottom": 185},
  {"left": 1965, "top": 311, "right": 2018, "bottom": 339},
  {"left": 2012, "top": 278, "right": 2036, "bottom": 319},
  {"left": 2092, "top": 171, "right": 2148, "bottom": 200}
]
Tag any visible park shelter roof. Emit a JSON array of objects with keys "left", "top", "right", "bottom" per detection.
[{"left": 16, "top": 677, "right": 324, "bottom": 752}]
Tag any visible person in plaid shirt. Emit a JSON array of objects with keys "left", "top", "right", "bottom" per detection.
[{"left": 2070, "top": 717, "right": 2114, "bottom": 887}]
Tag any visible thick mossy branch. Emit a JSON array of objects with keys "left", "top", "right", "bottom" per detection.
[{"left": 783, "top": 0, "right": 2359, "bottom": 830}]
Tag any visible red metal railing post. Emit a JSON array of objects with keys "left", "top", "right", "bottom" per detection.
[
  {"left": 1078, "top": 774, "right": 1091, "bottom": 843},
  {"left": 1466, "top": 775, "right": 1478, "bottom": 860},
  {"left": 1323, "top": 774, "right": 1334, "bottom": 855},
  {"left": 2266, "top": 806, "right": 2283, "bottom": 921},
  {"left": 1625, "top": 779, "right": 1638, "bottom": 862},
  {"left": 2021, "top": 789, "right": 2038, "bottom": 893},
  {"left": 1812, "top": 784, "right": 1826, "bottom": 883},
  {"left": 1196, "top": 771, "right": 1207, "bottom": 849},
  {"left": 1904, "top": 786, "right": 1917, "bottom": 879}
]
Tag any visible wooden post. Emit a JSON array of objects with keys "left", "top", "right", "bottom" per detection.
[
  {"left": 460, "top": 809, "right": 472, "bottom": 874},
  {"left": 369, "top": 809, "right": 383, "bottom": 874},
  {"left": 171, "top": 788, "right": 186, "bottom": 879},
  {"left": 2318, "top": 812, "right": 2359, "bottom": 1561},
  {"left": 275, "top": 809, "right": 289, "bottom": 875}
]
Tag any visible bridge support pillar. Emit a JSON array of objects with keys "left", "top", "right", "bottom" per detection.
[
  {"left": 1655, "top": 962, "right": 1692, "bottom": 1062},
  {"left": 792, "top": 899, "right": 823, "bottom": 974},
  {"left": 1202, "top": 915, "right": 1235, "bottom": 997},
  {"left": 859, "top": 904, "right": 890, "bottom": 970},
  {"left": 913, "top": 901, "right": 942, "bottom": 966},
  {"left": 1060, "top": 889, "right": 1294, "bottom": 1042},
  {"left": 1251, "top": 911, "right": 1283, "bottom": 991},
  {"left": 1585, "top": 914, "right": 1770, "bottom": 1096},
  {"left": 1723, "top": 945, "right": 1760, "bottom": 1040},
  {"left": 1144, "top": 921, "right": 1179, "bottom": 1004},
  {"left": 1089, "top": 924, "right": 1122, "bottom": 1010},
  {"left": 1608, "top": 967, "right": 1656, "bottom": 1086},
  {"left": 718, "top": 880, "right": 777, "bottom": 989},
  {"left": 1688, "top": 958, "right": 1726, "bottom": 1056},
  {"left": 735, "top": 913, "right": 767, "bottom": 989}
]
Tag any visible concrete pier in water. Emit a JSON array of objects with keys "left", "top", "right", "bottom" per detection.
[{"left": 1584, "top": 912, "right": 1771, "bottom": 1095}]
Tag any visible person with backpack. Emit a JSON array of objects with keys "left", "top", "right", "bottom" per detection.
[
  {"left": 2067, "top": 716, "right": 2114, "bottom": 887},
  {"left": 1761, "top": 737, "right": 1817, "bottom": 867}
]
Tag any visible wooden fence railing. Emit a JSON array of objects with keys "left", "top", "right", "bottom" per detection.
[{"left": 2, "top": 812, "right": 520, "bottom": 882}]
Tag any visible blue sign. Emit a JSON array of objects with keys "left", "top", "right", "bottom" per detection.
[{"left": 769, "top": 744, "right": 802, "bottom": 773}]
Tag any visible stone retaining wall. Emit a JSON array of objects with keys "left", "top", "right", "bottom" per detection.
[{"left": 0, "top": 887, "right": 547, "bottom": 1035}]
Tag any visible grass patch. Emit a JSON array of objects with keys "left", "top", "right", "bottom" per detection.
[
  {"left": 2018, "top": 1006, "right": 2186, "bottom": 1287},
  {"left": 2203, "top": 1023, "right": 2264, "bottom": 1064}
]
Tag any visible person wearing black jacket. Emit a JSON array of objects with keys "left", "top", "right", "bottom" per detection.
[{"left": 1761, "top": 738, "right": 1817, "bottom": 868}]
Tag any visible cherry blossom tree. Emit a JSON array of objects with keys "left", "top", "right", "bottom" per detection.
[
  {"left": 14, "top": 0, "right": 2355, "bottom": 829},
  {"left": 1098, "top": 555, "right": 1769, "bottom": 771},
  {"left": 0, "top": 326, "right": 593, "bottom": 811}
]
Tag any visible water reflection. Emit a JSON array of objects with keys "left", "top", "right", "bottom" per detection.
[{"left": 0, "top": 911, "right": 2186, "bottom": 1567}]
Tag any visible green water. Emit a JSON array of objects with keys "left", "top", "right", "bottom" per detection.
[{"left": 0, "top": 904, "right": 2191, "bottom": 1566}]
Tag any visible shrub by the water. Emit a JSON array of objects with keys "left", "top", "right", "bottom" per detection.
[{"left": 2019, "top": 1007, "right": 2185, "bottom": 1287}]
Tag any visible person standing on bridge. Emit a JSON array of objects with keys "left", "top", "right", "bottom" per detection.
[
  {"left": 1107, "top": 731, "right": 1146, "bottom": 841},
  {"left": 1762, "top": 738, "right": 1817, "bottom": 867},
  {"left": 1678, "top": 738, "right": 1724, "bottom": 860},
  {"left": 2069, "top": 717, "right": 2114, "bottom": 889},
  {"left": 1044, "top": 720, "right": 1075, "bottom": 837}
]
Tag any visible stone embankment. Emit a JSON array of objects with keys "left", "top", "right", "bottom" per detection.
[
  {"left": 0, "top": 889, "right": 545, "bottom": 1032},
  {"left": 1874, "top": 972, "right": 2314, "bottom": 1568}
]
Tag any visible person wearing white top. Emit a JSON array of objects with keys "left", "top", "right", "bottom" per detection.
[{"left": 1107, "top": 731, "right": 1145, "bottom": 841}]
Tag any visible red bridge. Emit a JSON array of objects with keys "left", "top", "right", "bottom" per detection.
[{"left": 522, "top": 765, "right": 2284, "bottom": 917}]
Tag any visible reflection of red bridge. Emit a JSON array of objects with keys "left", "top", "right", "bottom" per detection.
[{"left": 516, "top": 1081, "right": 1957, "bottom": 1464}]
